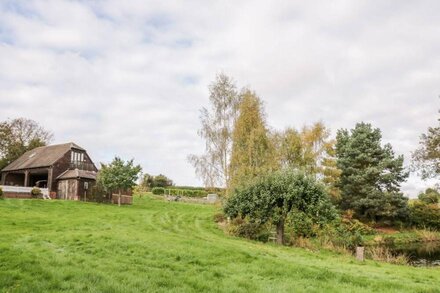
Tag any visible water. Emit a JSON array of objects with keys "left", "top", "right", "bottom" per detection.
[{"left": 388, "top": 241, "right": 440, "bottom": 267}]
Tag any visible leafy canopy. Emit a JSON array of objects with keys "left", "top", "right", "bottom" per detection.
[
  {"left": 100, "top": 157, "right": 142, "bottom": 192},
  {"left": 418, "top": 188, "right": 440, "bottom": 204},
  {"left": 224, "top": 170, "right": 337, "bottom": 243},
  {"left": 274, "top": 122, "right": 341, "bottom": 202},
  {"left": 228, "top": 90, "right": 276, "bottom": 190},
  {"left": 0, "top": 118, "right": 53, "bottom": 169}
]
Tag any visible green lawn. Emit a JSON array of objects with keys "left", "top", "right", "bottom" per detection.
[{"left": 0, "top": 195, "right": 439, "bottom": 292}]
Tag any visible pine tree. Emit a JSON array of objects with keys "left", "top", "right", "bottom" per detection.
[
  {"left": 228, "top": 90, "right": 276, "bottom": 190},
  {"left": 335, "top": 122, "right": 409, "bottom": 222}
]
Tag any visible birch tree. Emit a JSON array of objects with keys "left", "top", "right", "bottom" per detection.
[{"left": 188, "top": 74, "right": 241, "bottom": 189}]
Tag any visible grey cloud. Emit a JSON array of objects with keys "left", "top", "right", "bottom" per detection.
[{"left": 0, "top": 0, "right": 439, "bottom": 196}]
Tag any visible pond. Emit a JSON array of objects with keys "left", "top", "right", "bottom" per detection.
[{"left": 388, "top": 241, "right": 440, "bottom": 267}]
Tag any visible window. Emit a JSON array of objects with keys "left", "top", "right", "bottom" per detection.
[{"left": 71, "top": 151, "right": 85, "bottom": 163}]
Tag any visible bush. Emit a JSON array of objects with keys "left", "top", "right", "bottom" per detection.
[
  {"left": 0, "top": 187, "right": 3, "bottom": 200},
  {"left": 317, "top": 222, "right": 364, "bottom": 249},
  {"left": 213, "top": 212, "right": 226, "bottom": 223},
  {"left": 227, "top": 217, "right": 270, "bottom": 242},
  {"left": 286, "top": 212, "right": 316, "bottom": 238},
  {"left": 409, "top": 200, "right": 440, "bottom": 230},
  {"left": 152, "top": 187, "right": 165, "bottom": 195},
  {"left": 90, "top": 180, "right": 111, "bottom": 203},
  {"left": 31, "top": 187, "right": 41, "bottom": 198},
  {"left": 315, "top": 212, "right": 374, "bottom": 250},
  {"left": 167, "top": 188, "right": 208, "bottom": 197}
]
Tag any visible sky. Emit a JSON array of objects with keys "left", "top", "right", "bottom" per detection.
[{"left": 0, "top": 0, "right": 438, "bottom": 197}]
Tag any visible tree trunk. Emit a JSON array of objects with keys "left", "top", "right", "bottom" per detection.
[
  {"left": 118, "top": 190, "right": 121, "bottom": 207},
  {"left": 276, "top": 219, "right": 284, "bottom": 245}
]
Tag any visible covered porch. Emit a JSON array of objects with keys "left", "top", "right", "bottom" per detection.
[{"left": 0, "top": 167, "right": 53, "bottom": 190}]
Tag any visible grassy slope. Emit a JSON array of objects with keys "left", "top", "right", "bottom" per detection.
[{"left": 0, "top": 196, "right": 439, "bottom": 293}]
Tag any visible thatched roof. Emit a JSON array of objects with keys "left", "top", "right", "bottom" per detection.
[
  {"left": 56, "top": 169, "right": 97, "bottom": 180},
  {"left": 1, "top": 142, "right": 85, "bottom": 172}
]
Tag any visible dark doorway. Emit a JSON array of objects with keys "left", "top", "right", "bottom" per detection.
[{"left": 29, "top": 172, "right": 48, "bottom": 188}]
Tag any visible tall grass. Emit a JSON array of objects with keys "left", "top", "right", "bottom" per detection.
[
  {"left": 416, "top": 229, "right": 440, "bottom": 242},
  {"left": 366, "top": 246, "right": 409, "bottom": 265}
]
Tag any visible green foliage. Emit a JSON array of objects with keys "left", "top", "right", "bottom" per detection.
[
  {"left": 322, "top": 223, "right": 364, "bottom": 249},
  {"left": 99, "top": 157, "right": 141, "bottom": 206},
  {"left": 213, "top": 212, "right": 226, "bottom": 223},
  {"left": 166, "top": 189, "right": 208, "bottom": 197},
  {"left": 226, "top": 217, "right": 270, "bottom": 242},
  {"left": 152, "top": 187, "right": 165, "bottom": 195},
  {"left": 409, "top": 200, "right": 440, "bottom": 230},
  {"left": 273, "top": 122, "right": 341, "bottom": 202},
  {"left": 31, "top": 187, "right": 41, "bottom": 198},
  {"left": 335, "top": 122, "right": 409, "bottom": 222},
  {"left": 418, "top": 188, "right": 440, "bottom": 204},
  {"left": 0, "top": 118, "right": 53, "bottom": 169},
  {"left": 140, "top": 173, "right": 173, "bottom": 189},
  {"left": 151, "top": 174, "right": 173, "bottom": 188},
  {"left": 286, "top": 212, "right": 316, "bottom": 238},
  {"left": 412, "top": 111, "right": 440, "bottom": 179},
  {"left": 224, "top": 170, "right": 337, "bottom": 243},
  {"left": 229, "top": 90, "right": 277, "bottom": 190},
  {"left": 89, "top": 176, "right": 111, "bottom": 203}
]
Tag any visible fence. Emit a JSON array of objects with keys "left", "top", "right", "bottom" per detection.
[
  {"left": 111, "top": 194, "right": 133, "bottom": 205},
  {"left": 0, "top": 185, "right": 49, "bottom": 198}
]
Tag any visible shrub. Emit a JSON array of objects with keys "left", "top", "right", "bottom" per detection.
[
  {"left": 316, "top": 214, "right": 374, "bottom": 250},
  {"left": 418, "top": 188, "right": 439, "bottom": 204},
  {"left": 213, "top": 213, "right": 226, "bottom": 223},
  {"left": 31, "top": 187, "right": 42, "bottom": 198},
  {"left": 409, "top": 200, "right": 440, "bottom": 230},
  {"left": 0, "top": 187, "right": 3, "bottom": 200},
  {"left": 227, "top": 217, "right": 270, "bottom": 242},
  {"left": 152, "top": 187, "right": 165, "bottom": 195},
  {"left": 286, "top": 212, "right": 316, "bottom": 238},
  {"left": 167, "top": 188, "right": 208, "bottom": 197}
]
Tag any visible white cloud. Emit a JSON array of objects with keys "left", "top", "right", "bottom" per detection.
[{"left": 0, "top": 0, "right": 439, "bottom": 196}]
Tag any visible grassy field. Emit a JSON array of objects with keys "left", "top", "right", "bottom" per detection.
[{"left": 0, "top": 195, "right": 439, "bottom": 292}]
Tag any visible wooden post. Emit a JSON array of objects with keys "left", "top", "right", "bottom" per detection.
[
  {"left": 47, "top": 168, "right": 53, "bottom": 193},
  {"left": 118, "top": 190, "right": 121, "bottom": 207},
  {"left": 356, "top": 246, "right": 365, "bottom": 261},
  {"left": 24, "top": 171, "right": 30, "bottom": 187},
  {"left": 0, "top": 172, "right": 6, "bottom": 185},
  {"left": 276, "top": 220, "right": 284, "bottom": 245}
]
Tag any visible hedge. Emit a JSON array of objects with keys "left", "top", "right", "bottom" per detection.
[
  {"left": 152, "top": 187, "right": 165, "bottom": 195},
  {"left": 167, "top": 189, "right": 208, "bottom": 198}
]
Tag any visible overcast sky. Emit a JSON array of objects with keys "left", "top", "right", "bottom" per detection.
[{"left": 0, "top": 1, "right": 438, "bottom": 196}]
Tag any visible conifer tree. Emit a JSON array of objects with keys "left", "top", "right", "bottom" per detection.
[{"left": 335, "top": 122, "right": 409, "bottom": 221}]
